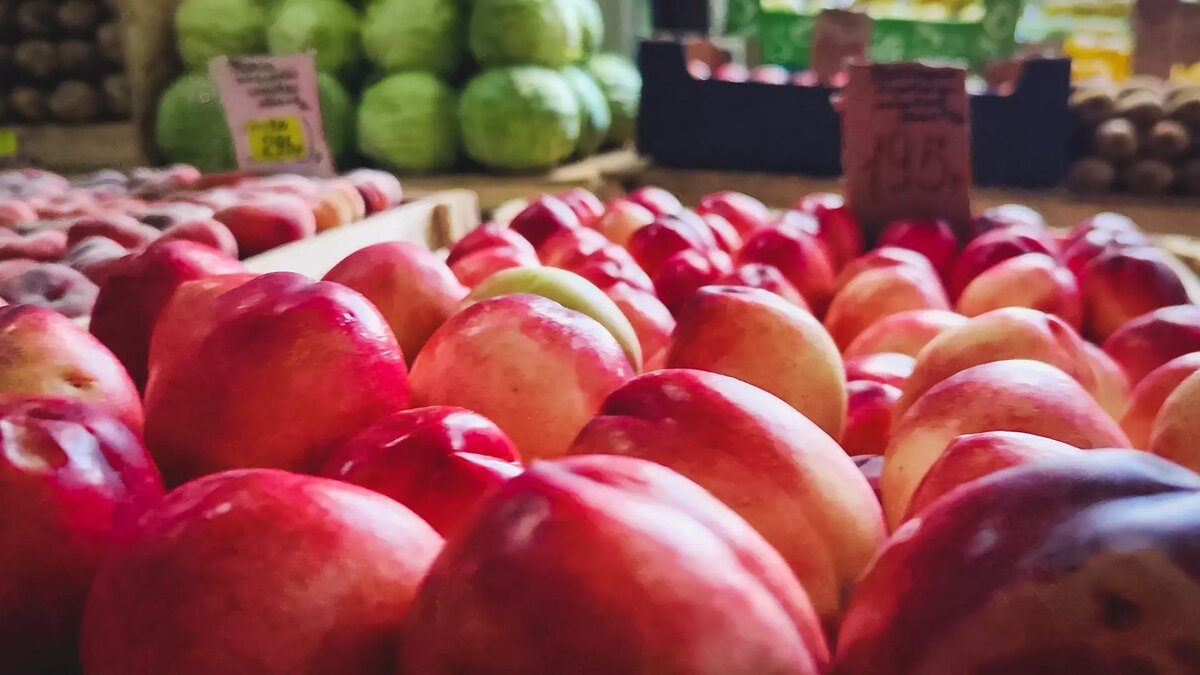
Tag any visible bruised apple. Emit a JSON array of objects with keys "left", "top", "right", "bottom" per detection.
[
  {"left": 410, "top": 295, "right": 633, "bottom": 461},
  {"left": 839, "top": 451, "right": 1200, "bottom": 675},
  {"left": 144, "top": 273, "right": 410, "bottom": 485},
  {"left": 667, "top": 286, "right": 846, "bottom": 438},
  {"left": 80, "top": 469, "right": 443, "bottom": 675},
  {"left": 320, "top": 406, "right": 521, "bottom": 537},
  {"left": 400, "top": 455, "right": 830, "bottom": 674},
  {"left": 0, "top": 396, "right": 163, "bottom": 675},
  {"left": 569, "top": 369, "right": 884, "bottom": 630}
]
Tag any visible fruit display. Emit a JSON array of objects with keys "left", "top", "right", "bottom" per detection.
[
  {"left": 1068, "top": 76, "right": 1200, "bottom": 195},
  {"left": 156, "top": 0, "right": 640, "bottom": 174},
  {"left": 9, "top": 173, "right": 1200, "bottom": 674},
  {"left": 1, "top": 0, "right": 131, "bottom": 125},
  {"left": 0, "top": 165, "right": 403, "bottom": 321}
]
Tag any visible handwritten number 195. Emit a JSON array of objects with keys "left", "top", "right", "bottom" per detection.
[{"left": 868, "top": 133, "right": 957, "bottom": 195}]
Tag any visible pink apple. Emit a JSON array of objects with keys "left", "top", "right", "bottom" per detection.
[{"left": 509, "top": 195, "right": 583, "bottom": 249}]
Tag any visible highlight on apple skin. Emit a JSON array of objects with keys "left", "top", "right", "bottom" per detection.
[{"left": 400, "top": 454, "right": 831, "bottom": 675}]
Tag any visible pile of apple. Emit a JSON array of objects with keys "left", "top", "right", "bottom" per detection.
[
  {"left": 7, "top": 177, "right": 1200, "bottom": 675},
  {"left": 0, "top": 165, "right": 402, "bottom": 317}
]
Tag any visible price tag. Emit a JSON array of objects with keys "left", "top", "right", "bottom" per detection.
[
  {"left": 840, "top": 61, "right": 973, "bottom": 237},
  {"left": 811, "top": 10, "right": 872, "bottom": 83},
  {"left": 0, "top": 129, "right": 18, "bottom": 159},
  {"left": 209, "top": 53, "right": 333, "bottom": 177}
]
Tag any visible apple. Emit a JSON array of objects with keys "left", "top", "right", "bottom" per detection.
[
  {"left": 445, "top": 223, "right": 537, "bottom": 266},
  {"left": 80, "top": 469, "right": 443, "bottom": 675},
  {"left": 696, "top": 190, "right": 770, "bottom": 237},
  {"left": 845, "top": 353, "right": 916, "bottom": 389},
  {"left": 344, "top": 169, "right": 403, "bottom": 214},
  {"left": 604, "top": 281, "right": 674, "bottom": 371},
  {"left": 538, "top": 226, "right": 610, "bottom": 268},
  {"left": 957, "top": 253, "right": 1083, "bottom": 329},
  {"left": 1149, "top": 368, "right": 1200, "bottom": 473},
  {"left": 739, "top": 221, "right": 837, "bottom": 315},
  {"left": 0, "top": 262, "right": 99, "bottom": 318},
  {"left": 1081, "top": 246, "right": 1191, "bottom": 342},
  {"left": 557, "top": 187, "right": 605, "bottom": 227},
  {"left": 834, "top": 246, "right": 938, "bottom": 292},
  {"left": 509, "top": 195, "right": 582, "bottom": 249},
  {"left": 449, "top": 245, "right": 540, "bottom": 288},
  {"left": 1121, "top": 352, "right": 1200, "bottom": 449},
  {"left": 949, "top": 226, "right": 1058, "bottom": 299},
  {"left": 593, "top": 199, "right": 654, "bottom": 248},
  {"left": 213, "top": 194, "right": 317, "bottom": 258},
  {"left": 843, "top": 381, "right": 902, "bottom": 458},
  {"left": 877, "top": 218, "right": 959, "bottom": 279},
  {"left": 653, "top": 248, "right": 733, "bottom": 313},
  {"left": 400, "top": 454, "right": 830, "bottom": 674},
  {"left": 626, "top": 186, "right": 683, "bottom": 217},
  {"left": 843, "top": 309, "right": 967, "bottom": 359},
  {"left": 1103, "top": 304, "right": 1200, "bottom": 386},
  {"left": 718, "top": 262, "right": 809, "bottom": 308},
  {"left": 66, "top": 214, "right": 160, "bottom": 250},
  {"left": 825, "top": 265, "right": 950, "bottom": 350},
  {"left": 795, "top": 193, "right": 864, "bottom": 270}
]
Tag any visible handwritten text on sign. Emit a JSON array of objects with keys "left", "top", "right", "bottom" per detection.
[
  {"left": 210, "top": 53, "right": 333, "bottom": 177},
  {"left": 841, "top": 62, "right": 973, "bottom": 236}
]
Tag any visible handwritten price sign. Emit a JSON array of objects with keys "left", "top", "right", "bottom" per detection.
[{"left": 841, "top": 61, "right": 973, "bottom": 237}]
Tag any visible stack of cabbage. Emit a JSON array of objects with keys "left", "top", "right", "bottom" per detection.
[{"left": 154, "top": 0, "right": 641, "bottom": 174}]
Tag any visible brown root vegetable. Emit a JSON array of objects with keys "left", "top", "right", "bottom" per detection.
[
  {"left": 14, "top": 39, "right": 58, "bottom": 81},
  {"left": 1069, "top": 86, "right": 1116, "bottom": 125},
  {"left": 1118, "top": 76, "right": 1164, "bottom": 101},
  {"left": 48, "top": 80, "right": 103, "bottom": 123},
  {"left": 1065, "top": 157, "right": 1116, "bottom": 195},
  {"left": 9, "top": 86, "right": 48, "bottom": 122},
  {"left": 57, "top": 39, "right": 101, "bottom": 77},
  {"left": 1122, "top": 158, "right": 1175, "bottom": 196},
  {"left": 102, "top": 73, "right": 131, "bottom": 117},
  {"left": 15, "top": 0, "right": 57, "bottom": 36},
  {"left": 1178, "top": 159, "right": 1200, "bottom": 196},
  {"left": 96, "top": 21, "right": 123, "bottom": 65},
  {"left": 1094, "top": 117, "right": 1139, "bottom": 161},
  {"left": 1147, "top": 119, "right": 1191, "bottom": 160},
  {"left": 1116, "top": 89, "right": 1165, "bottom": 127},
  {"left": 56, "top": 0, "right": 100, "bottom": 35}
]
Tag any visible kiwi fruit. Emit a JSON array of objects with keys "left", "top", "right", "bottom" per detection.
[
  {"left": 1122, "top": 159, "right": 1175, "bottom": 196},
  {"left": 1094, "top": 118, "right": 1139, "bottom": 161},
  {"left": 1065, "top": 157, "right": 1116, "bottom": 195},
  {"left": 14, "top": 39, "right": 58, "bottom": 81},
  {"left": 1147, "top": 119, "right": 1191, "bottom": 160},
  {"left": 48, "top": 80, "right": 102, "bottom": 123}
]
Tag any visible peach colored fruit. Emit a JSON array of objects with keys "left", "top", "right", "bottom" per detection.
[
  {"left": 696, "top": 190, "right": 770, "bottom": 236},
  {"left": 626, "top": 185, "right": 683, "bottom": 216},
  {"left": 796, "top": 192, "right": 864, "bottom": 270},
  {"left": 445, "top": 223, "right": 537, "bottom": 265},
  {"left": 1083, "top": 341, "right": 1131, "bottom": 420},
  {"left": 90, "top": 240, "right": 244, "bottom": 390},
  {"left": 400, "top": 454, "right": 830, "bottom": 674},
  {"left": 80, "top": 469, "right": 443, "bottom": 675},
  {"left": 897, "top": 307, "right": 1096, "bottom": 417},
  {"left": 842, "top": 381, "right": 902, "bottom": 458},
  {"left": 410, "top": 294, "right": 633, "bottom": 461},
  {"left": 0, "top": 396, "right": 162, "bottom": 675},
  {"left": 904, "top": 431, "right": 1080, "bottom": 520},
  {"left": 668, "top": 286, "right": 847, "bottom": 438},
  {"left": 593, "top": 198, "right": 654, "bottom": 247},
  {"left": 66, "top": 214, "right": 160, "bottom": 250},
  {"left": 320, "top": 406, "right": 521, "bottom": 538},
  {"left": 557, "top": 187, "right": 605, "bottom": 227},
  {"left": 877, "top": 218, "right": 959, "bottom": 279},
  {"left": 718, "top": 262, "right": 809, "bottom": 308},
  {"left": 144, "top": 273, "right": 410, "bottom": 485},
  {"left": 825, "top": 265, "right": 950, "bottom": 350},
  {"left": 1149, "top": 368, "right": 1200, "bottom": 473},
  {"left": 605, "top": 281, "right": 674, "bottom": 371},
  {"left": 882, "top": 359, "right": 1130, "bottom": 528},
  {"left": 449, "top": 245, "right": 540, "bottom": 288},
  {"left": 1121, "top": 353, "right": 1200, "bottom": 449},
  {"left": 843, "top": 309, "right": 967, "bottom": 359},
  {"left": 845, "top": 353, "right": 915, "bottom": 389},
  {"left": 0, "top": 262, "right": 98, "bottom": 318},
  {"left": 324, "top": 242, "right": 468, "bottom": 365},
  {"left": 213, "top": 194, "right": 317, "bottom": 258},
  {"left": 569, "top": 369, "right": 884, "bottom": 631},
  {"left": 344, "top": 169, "right": 403, "bottom": 214},
  {"left": 839, "top": 451, "right": 1200, "bottom": 675},
  {"left": 1103, "top": 304, "right": 1200, "bottom": 386},
  {"left": 834, "top": 246, "right": 938, "bottom": 292},
  {"left": 739, "top": 222, "right": 837, "bottom": 315},
  {"left": 156, "top": 218, "right": 239, "bottom": 258},
  {"left": 949, "top": 226, "right": 1058, "bottom": 299},
  {"left": 0, "top": 304, "right": 144, "bottom": 432},
  {"left": 509, "top": 195, "right": 582, "bottom": 249},
  {"left": 957, "top": 253, "right": 1083, "bottom": 329},
  {"left": 1081, "top": 246, "right": 1191, "bottom": 342}
]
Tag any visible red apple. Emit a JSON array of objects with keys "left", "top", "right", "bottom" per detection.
[
  {"left": 957, "top": 252, "right": 1083, "bottom": 329},
  {"left": 1121, "top": 352, "right": 1200, "bottom": 449},
  {"left": 0, "top": 262, "right": 99, "bottom": 318},
  {"left": 718, "top": 262, "right": 809, "bottom": 308},
  {"left": 344, "top": 169, "right": 403, "bottom": 214},
  {"left": 449, "top": 245, "right": 540, "bottom": 288},
  {"left": 626, "top": 186, "right": 683, "bottom": 216},
  {"left": 156, "top": 218, "right": 240, "bottom": 258},
  {"left": 1081, "top": 246, "right": 1191, "bottom": 342},
  {"left": 1103, "top": 304, "right": 1200, "bottom": 386},
  {"left": 796, "top": 193, "right": 864, "bottom": 270},
  {"left": 538, "top": 226, "right": 609, "bottom": 268},
  {"left": 834, "top": 246, "right": 938, "bottom": 292},
  {"left": 80, "top": 469, "right": 443, "bottom": 675},
  {"left": 653, "top": 248, "right": 733, "bottom": 312},
  {"left": 949, "top": 226, "right": 1058, "bottom": 299},
  {"left": 0, "top": 396, "right": 163, "bottom": 675},
  {"left": 593, "top": 199, "right": 654, "bottom": 248},
  {"left": 509, "top": 195, "right": 582, "bottom": 249},
  {"left": 878, "top": 218, "right": 959, "bottom": 279},
  {"left": 445, "top": 223, "right": 537, "bottom": 265},
  {"left": 739, "top": 222, "right": 837, "bottom": 315},
  {"left": 845, "top": 353, "right": 916, "bottom": 389},
  {"left": 557, "top": 187, "right": 604, "bottom": 227},
  {"left": 627, "top": 215, "right": 711, "bottom": 278},
  {"left": 214, "top": 194, "right": 317, "bottom": 258},
  {"left": 696, "top": 190, "right": 770, "bottom": 237}
]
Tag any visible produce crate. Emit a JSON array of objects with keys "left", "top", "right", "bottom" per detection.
[
  {"left": 2, "top": 0, "right": 178, "bottom": 171},
  {"left": 756, "top": 0, "right": 1027, "bottom": 71},
  {"left": 637, "top": 38, "right": 1072, "bottom": 188},
  {"left": 244, "top": 189, "right": 480, "bottom": 278}
]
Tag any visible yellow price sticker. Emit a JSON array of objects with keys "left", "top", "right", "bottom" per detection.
[
  {"left": 0, "top": 129, "right": 18, "bottom": 159},
  {"left": 246, "top": 116, "right": 309, "bottom": 164}
]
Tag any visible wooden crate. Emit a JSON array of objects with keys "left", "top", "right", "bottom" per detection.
[
  {"left": 3, "top": 0, "right": 178, "bottom": 172},
  {"left": 244, "top": 190, "right": 480, "bottom": 278}
]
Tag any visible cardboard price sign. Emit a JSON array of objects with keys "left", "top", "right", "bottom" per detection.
[
  {"left": 811, "top": 10, "right": 872, "bottom": 83},
  {"left": 209, "top": 53, "right": 334, "bottom": 177},
  {"left": 840, "top": 61, "right": 973, "bottom": 237}
]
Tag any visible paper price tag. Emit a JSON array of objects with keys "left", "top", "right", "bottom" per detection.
[
  {"left": 210, "top": 53, "right": 333, "bottom": 177},
  {"left": 0, "top": 129, "right": 18, "bottom": 159},
  {"left": 841, "top": 61, "right": 973, "bottom": 237}
]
